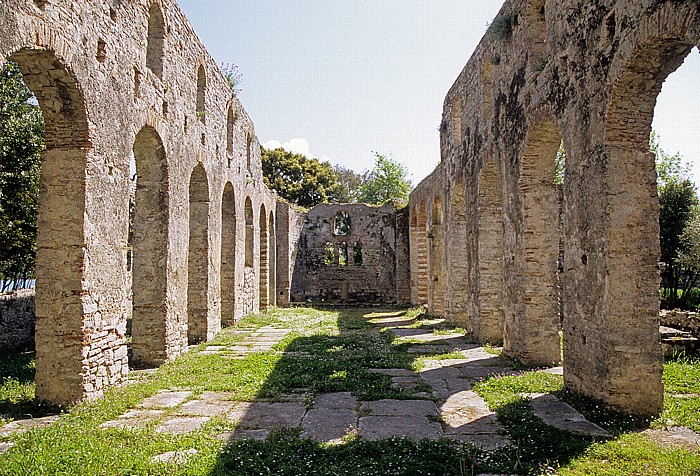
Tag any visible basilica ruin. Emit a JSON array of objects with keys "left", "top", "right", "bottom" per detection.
[{"left": 1, "top": 0, "right": 698, "bottom": 417}]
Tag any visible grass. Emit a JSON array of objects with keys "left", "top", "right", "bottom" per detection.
[{"left": 1, "top": 306, "right": 699, "bottom": 475}]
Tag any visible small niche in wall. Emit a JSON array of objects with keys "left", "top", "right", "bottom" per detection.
[
  {"left": 353, "top": 241, "right": 363, "bottom": 266},
  {"left": 339, "top": 242, "right": 348, "bottom": 267},
  {"left": 334, "top": 211, "right": 351, "bottom": 236},
  {"left": 324, "top": 242, "right": 335, "bottom": 265}
]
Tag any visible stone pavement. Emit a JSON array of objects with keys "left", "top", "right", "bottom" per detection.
[{"left": 1, "top": 316, "right": 650, "bottom": 456}]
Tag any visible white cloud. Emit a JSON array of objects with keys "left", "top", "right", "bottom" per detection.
[
  {"left": 262, "top": 138, "right": 334, "bottom": 165},
  {"left": 262, "top": 138, "right": 312, "bottom": 157}
]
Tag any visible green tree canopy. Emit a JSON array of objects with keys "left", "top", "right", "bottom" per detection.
[
  {"left": 261, "top": 147, "right": 338, "bottom": 208},
  {"left": 653, "top": 132, "right": 699, "bottom": 309},
  {"left": 0, "top": 61, "right": 44, "bottom": 290},
  {"left": 328, "top": 165, "right": 362, "bottom": 204},
  {"left": 356, "top": 153, "right": 412, "bottom": 205}
]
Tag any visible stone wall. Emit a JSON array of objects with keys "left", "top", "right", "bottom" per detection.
[
  {"left": 0, "top": 290, "right": 35, "bottom": 351},
  {"left": 275, "top": 201, "right": 306, "bottom": 307},
  {"left": 409, "top": 0, "right": 700, "bottom": 416},
  {"left": 0, "top": 0, "right": 277, "bottom": 404},
  {"left": 661, "top": 310, "right": 700, "bottom": 337},
  {"left": 289, "top": 204, "right": 410, "bottom": 304}
]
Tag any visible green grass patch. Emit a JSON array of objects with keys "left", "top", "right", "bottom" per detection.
[{"left": 2, "top": 307, "right": 700, "bottom": 475}]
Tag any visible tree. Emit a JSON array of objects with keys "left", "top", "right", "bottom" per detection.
[
  {"left": 261, "top": 147, "right": 338, "bottom": 208},
  {"left": 0, "top": 61, "right": 44, "bottom": 291},
  {"left": 328, "top": 165, "right": 362, "bottom": 204},
  {"left": 653, "top": 132, "right": 699, "bottom": 308},
  {"left": 677, "top": 209, "right": 700, "bottom": 309},
  {"left": 356, "top": 153, "right": 412, "bottom": 205}
]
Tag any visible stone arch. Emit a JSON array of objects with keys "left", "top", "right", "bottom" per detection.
[
  {"left": 566, "top": 24, "right": 700, "bottom": 415},
  {"left": 268, "top": 211, "right": 276, "bottom": 307},
  {"left": 7, "top": 48, "right": 92, "bottom": 404},
  {"left": 244, "top": 197, "right": 254, "bottom": 267},
  {"left": 504, "top": 120, "right": 562, "bottom": 365},
  {"left": 259, "top": 203, "right": 269, "bottom": 309},
  {"left": 187, "top": 164, "right": 210, "bottom": 344},
  {"left": 476, "top": 158, "right": 504, "bottom": 343},
  {"left": 411, "top": 203, "right": 429, "bottom": 306},
  {"left": 196, "top": 64, "right": 206, "bottom": 123},
  {"left": 445, "top": 178, "right": 469, "bottom": 327},
  {"left": 131, "top": 126, "right": 169, "bottom": 367},
  {"left": 146, "top": 2, "right": 165, "bottom": 79},
  {"left": 221, "top": 182, "right": 236, "bottom": 326},
  {"left": 428, "top": 197, "right": 445, "bottom": 316}
]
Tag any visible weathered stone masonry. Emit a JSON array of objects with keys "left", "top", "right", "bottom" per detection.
[
  {"left": 0, "top": 0, "right": 277, "bottom": 405},
  {"left": 287, "top": 204, "right": 410, "bottom": 304},
  {"left": 410, "top": 0, "right": 700, "bottom": 416}
]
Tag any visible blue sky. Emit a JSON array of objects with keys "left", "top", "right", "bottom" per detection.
[{"left": 178, "top": 1, "right": 700, "bottom": 188}]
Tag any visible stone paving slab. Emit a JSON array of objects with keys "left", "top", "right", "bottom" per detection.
[
  {"left": 361, "top": 399, "right": 438, "bottom": 417},
  {"left": 440, "top": 391, "right": 501, "bottom": 433},
  {"left": 235, "top": 402, "right": 306, "bottom": 429},
  {"left": 156, "top": 416, "right": 209, "bottom": 434},
  {"left": 443, "top": 433, "right": 512, "bottom": 451},
  {"left": 139, "top": 391, "right": 192, "bottom": 409},
  {"left": 0, "top": 415, "right": 61, "bottom": 437},
  {"left": 302, "top": 408, "right": 358, "bottom": 443},
  {"left": 524, "top": 393, "right": 610, "bottom": 437},
  {"left": 641, "top": 427, "right": 700, "bottom": 451},
  {"left": 359, "top": 415, "right": 442, "bottom": 440},
  {"left": 177, "top": 399, "right": 234, "bottom": 416},
  {"left": 152, "top": 448, "right": 198, "bottom": 464},
  {"left": 314, "top": 392, "right": 357, "bottom": 409},
  {"left": 100, "top": 409, "right": 163, "bottom": 429}
]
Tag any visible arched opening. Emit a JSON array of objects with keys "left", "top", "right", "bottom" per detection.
[
  {"left": 196, "top": 65, "right": 206, "bottom": 123},
  {"left": 477, "top": 158, "right": 504, "bottom": 344},
  {"left": 259, "top": 204, "right": 269, "bottom": 309},
  {"left": 411, "top": 203, "right": 429, "bottom": 305},
  {"left": 504, "top": 121, "right": 563, "bottom": 366},
  {"left": 131, "top": 126, "right": 169, "bottom": 367},
  {"left": 268, "top": 212, "right": 276, "bottom": 307},
  {"left": 445, "top": 179, "right": 469, "bottom": 327},
  {"left": 226, "top": 106, "right": 235, "bottom": 158},
  {"left": 146, "top": 3, "right": 165, "bottom": 79},
  {"left": 6, "top": 49, "right": 92, "bottom": 404},
  {"left": 244, "top": 197, "right": 254, "bottom": 267},
  {"left": 187, "top": 164, "right": 210, "bottom": 344},
  {"left": 568, "top": 31, "right": 700, "bottom": 415},
  {"left": 429, "top": 197, "right": 445, "bottom": 316},
  {"left": 353, "top": 241, "right": 363, "bottom": 266},
  {"left": 221, "top": 183, "right": 236, "bottom": 326},
  {"left": 334, "top": 211, "right": 352, "bottom": 236},
  {"left": 338, "top": 242, "right": 349, "bottom": 267}
]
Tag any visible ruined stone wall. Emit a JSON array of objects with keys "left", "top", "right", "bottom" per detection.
[
  {"left": 290, "top": 204, "right": 408, "bottom": 303},
  {"left": 0, "top": 0, "right": 277, "bottom": 404},
  {"left": 0, "top": 290, "right": 35, "bottom": 351},
  {"left": 661, "top": 310, "right": 700, "bottom": 337},
  {"left": 275, "top": 201, "right": 306, "bottom": 307},
  {"left": 409, "top": 0, "right": 700, "bottom": 416}
]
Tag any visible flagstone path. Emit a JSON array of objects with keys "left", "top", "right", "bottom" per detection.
[{"left": 1, "top": 312, "right": 642, "bottom": 456}]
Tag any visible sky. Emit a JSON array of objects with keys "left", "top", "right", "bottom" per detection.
[{"left": 177, "top": 1, "right": 700, "bottom": 188}]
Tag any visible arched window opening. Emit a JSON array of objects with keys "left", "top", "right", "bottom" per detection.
[
  {"left": 244, "top": 197, "right": 254, "bottom": 267},
  {"left": 187, "top": 164, "right": 210, "bottom": 344},
  {"left": 146, "top": 3, "right": 165, "bottom": 79},
  {"left": 338, "top": 242, "right": 349, "bottom": 266},
  {"left": 324, "top": 242, "right": 335, "bottom": 265},
  {"left": 268, "top": 211, "right": 276, "bottom": 307},
  {"left": 196, "top": 65, "right": 206, "bottom": 123},
  {"left": 353, "top": 241, "right": 363, "bottom": 266},
  {"left": 259, "top": 204, "right": 269, "bottom": 308},
  {"left": 334, "top": 211, "right": 351, "bottom": 236},
  {"left": 131, "top": 126, "right": 169, "bottom": 367},
  {"left": 221, "top": 183, "right": 236, "bottom": 325}
]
